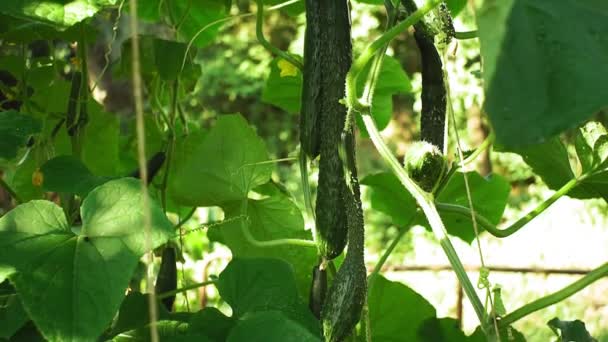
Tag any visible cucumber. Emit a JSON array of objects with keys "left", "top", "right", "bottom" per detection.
[
  {"left": 155, "top": 246, "right": 177, "bottom": 311},
  {"left": 403, "top": 141, "right": 447, "bottom": 193},
  {"left": 321, "top": 130, "right": 367, "bottom": 342},
  {"left": 308, "top": 263, "right": 327, "bottom": 319},
  {"left": 305, "top": 0, "right": 352, "bottom": 261}
]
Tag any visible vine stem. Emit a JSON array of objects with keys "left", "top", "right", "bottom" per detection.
[
  {"left": 127, "top": 0, "right": 159, "bottom": 340},
  {"left": 369, "top": 213, "right": 418, "bottom": 279},
  {"left": 255, "top": 0, "right": 303, "bottom": 70},
  {"left": 454, "top": 30, "right": 478, "bottom": 40},
  {"left": 360, "top": 113, "right": 488, "bottom": 330},
  {"left": 179, "top": 0, "right": 302, "bottom": 76},
  {"left": 239, "top": 200, "right": 317, "bottom": 248},
  {"left": 462, "top": 131, "right": 495, "bottom": 166},
  {"left": 436, "top": 176, "right": 581, "bottom": 238},
  {"left": 156, "top": 279, "right": 217, "bottom": 300},
  {"left": 344, "top": 0, "right": 487, "bottom": 331},
  {"left": 345, "top": 0, "right": 442, "bottom": 111},
  {"left": 0, "top": 177, "right": 22, "bottom": 204},
  {"left": 499, "top": 262, "right": 608, "bottom": 326}
]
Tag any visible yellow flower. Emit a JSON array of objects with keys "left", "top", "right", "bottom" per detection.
[
  {"left": 32, "top": 168, "right": 44, "bottom": 187},
  {"left": 278, "top": 58, "right": 298, "bottom": 77}
]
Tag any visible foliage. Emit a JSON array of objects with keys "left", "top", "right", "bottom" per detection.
[{"left": 0, "top": 0, "right": 606, "bottom": 341}]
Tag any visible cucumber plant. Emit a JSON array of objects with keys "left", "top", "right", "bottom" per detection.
[{"left": 0, "top": 0, "right": 607, "bottom": 341}]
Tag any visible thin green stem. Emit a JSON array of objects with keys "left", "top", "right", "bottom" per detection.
[
  {"left": 239, "top": 200, "right": 317, "bottom": 248},
  {"left": 157, "top": 279, "right": 217, "bottom": 300},
  {"left": 436, "top": 177, "right": 581, "bottom": 238},
  {"left": 462, "top": 132, "right": 495, "bottom": 166},
  {"left": 0, "top": 177, "right": 22, "bottom": 204},
  {"left": 454, "top": 30, "right": 478, "bottom": 40},
  {"left": 369, "top": 213, "right": 418, "bottom": 278},
  {"left": 174, "top": 207, "right": 197, "bottom": 230},
  {"left": 500, "top": 262, "right": 608, "bottom": 327},
  {"left": 360, "top": 113, "right": 488, "bottom": 329},
  {"left": 179, "top": 0, "right": 302, "bottom": 76},
  {"left": 255, "top": 0, "right": 303, "bottom": 70},
  {"left": 346, "top": 0, "right": 441, "bottom": 111}
]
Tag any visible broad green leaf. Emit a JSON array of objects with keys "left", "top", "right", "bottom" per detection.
[
  {"left": 227, "top": 311, "right": 321, "bottom": 342},
  {"left": 262, "top": 57, "right": 303, "bottom": 114},
  {"left": 447, "top": 0, "right": 467, "bottom": 16},
  {"left": 367, "top": 275, "right": 436, "bottom": 342},
  {"left": 361, "top": 172, "right": 418, "bottom": 228},
  {"left": 80, "top": 101, "right": 120, "bottom": 175},
  {"left": 153, "top": 39, "right": 194, "bottom": 81},
  {"left": 209, "top": 196, "right": 316, "bottom": 297},
  {"left": 356, "top": 55, "right": 412, "bottom": 135},
  {"left": 170, "top": 114, "right": 273, "bottom": 206},
  {"left": 418, "top": 317, "right": 470, "bottom": 342},
  {"left": 113, "top": 320, "right": 213, "bottom": 342},
  {"left": 188, "top": 308, "right": 235, "bottom": 342},
  {"left": 0, "top": 283, "right": 28, "bottom": 339},
  {"left": 510, "top": 137, "right": 575, "bottom": 190},
  {"left": 470, "top": 324, "right": 526, "bottom": 342},
  {"left": 434, "top": 171, "right": 510, "bottom": 242},
  {"left": 0, "top": 111, "right": 41, "bottom": 159},
  {"left": 108, "top": 292, "right": 172, "bottom": 338},
  {"left": 216, "top": 258, "right": 320, "bottom": 335},
  {"left": 170, "top": 0, "right": 228, "bottom": 47},
  {"left": 476, "top": 0, "right": 608, "bottom": 148},
  {"left": 510, "top": 134, "right": 608, "bottom": 202},
  {"left": 362, "top": 171, "right": 509, "bottom": 243},
  {"left": 0, "top": 16, "right": 97, "bottom": 42},
  {"left": 40, "top": 155, "right": 111, "bottom": 197},
  {"left": 547, "top": 318, "right": 597, "bottom": 342},
  {"left": 0, "top": 178, "right": 173, "bottom": 341},
  {"left": 0, "top": 0, "right": 117, "bottom": 28},
  {"left": 4, "top": 154, "right": 44, "bottom": 202}
]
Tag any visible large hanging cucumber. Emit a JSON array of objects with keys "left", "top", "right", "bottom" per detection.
[
  {"left": 304, "top": 0, "right": 352, "bottom": 261},
  {"left": 321, "top": 130, "right": 367, "bottom": 342}
]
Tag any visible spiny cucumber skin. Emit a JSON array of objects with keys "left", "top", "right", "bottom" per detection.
[
  {"left": 308, "top": 0, "right": 352, "bottom": 260},
  {"left": 322, "top": 148, "right": 367, "bottom": 342},
  {"left": 403, "top": 141, "right": 447, "bottom": 193}
]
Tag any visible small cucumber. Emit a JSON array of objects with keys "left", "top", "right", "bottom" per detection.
[
  {"left": 403, "top": 141, "right": 447, "bottom": 193},
  {"left": 155, "top": 246, "right": 177, "bottom": 311}
]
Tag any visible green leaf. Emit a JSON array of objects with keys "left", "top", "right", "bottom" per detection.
[
  {"left": 188, "top": 307, "right": 235, "bottom": 342},
  {"left": 40, "top": 155, "right": 111, "bottom": 197},
  {"left": 418, "top": 317, "right": 470, "bottom": 342},
  {"left": 0, "top": 16, "right": 97, "bottom": 43},
  {"left": 209, "top": 196, "right": 317, "bottom": 297},
  {"left": 510, "top": 137, "right": 575, "bottom": 190},
  {"left": 575, "top": 121, "right": 608, "bottom": 172},
  {"left": 434, "top": 171, "right": 510, "bottom": 242},
  {"left": 0, "top": 111, "right": 41, "bottom": 160},
  {"left": 263, "top": 0, "right": 304, "bottom": 16},
  {"left": 356, "top": 55, "right": 412, "bottom": 135},
  {"left": 0, "top": 0, "right": 117, "bottom": 28},
  {"left": 367, "top": 275, "right": 436, "bottom": 342},
  {"left": 0, "top": 283, "right": 28, "bottom": 339},
  {"left": 262, "top": 57, "right": 303, "bottom": 114},
  {"left": 109, "top": 292, "right": 172, "bottom": 338},
  {"left": 4, "top": 153, "right": 44, "bottom": 202},
  {"left": 470, "top": 324, "right": 526, "bottom": 342},
  {"left": 0, "top": 178, "right": 173, "bottom": 341},
  {"left": 362, "top": 171, "right": 509, "bottom": 243},
  {"left": 80, "top": 101, "right": 121, "bottom": 175},
  {"left": 476, "top": 0, "right": 608, "bottom": 148},
  {"left": 227, "top": 311, "right": 321, "bottom": 342},
  {"left": 547, "top": 318, "right": 597, "bottom": 342},
  {"left": 113, "top": 320, "right": 213, "bottom": 342},
  {"left": 170, "top": 114, "right": 273, "bottom": 206},
  {"left": 447, "top": 0, "right": 467, "bottom": 16},
  {"left": 216, "top": 258, "right": 320, "bottom": 335},
  {"left": 153, "top": 39, "right": 195, "bottom": 81},
  {"left": 170, "top": 0, "right": 228, "bottom": 47},
  {"left": 361, "top": 172, "right": 418, "bottom": 228}
]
